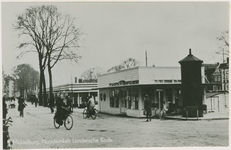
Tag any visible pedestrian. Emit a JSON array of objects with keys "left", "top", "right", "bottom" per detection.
[
  {"left": 18, "top": 96, "right": 27, "bottom": 117},
  {"left": 144, "top": 94, "right": 152, "bottom": 122},
  {"left": 34, "top": 95, "right": 38, "bottom": 107},
  {"left": 49, "top": 94, "right": 55, "bottom": 113}
]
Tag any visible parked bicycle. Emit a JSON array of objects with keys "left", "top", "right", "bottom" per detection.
[
  {"left": 53, "top": 107, "right": 73, "bottom": 130},
  {"left": 159, "top": 109, "right": 168, "bottom": 119},
  {"left": 3, "top": 117, "right": 13, "bottom": 149},
  {"left": 83, "top": 107, "right": 98, "bottom": 120}
]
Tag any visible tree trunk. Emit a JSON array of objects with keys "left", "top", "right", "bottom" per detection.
[
  {"left": 48, "top": 57, "right": 54, "bottom": 113},
  {"left": 42, "top": 71, "right": 47, "bottom": 107},
  {"left": 39, "top": 65, "right": 43, "bottom": 106}
]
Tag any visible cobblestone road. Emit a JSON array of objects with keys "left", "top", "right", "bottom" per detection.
[{"left": 6, "top": 101, "right": 229, "bottom": 149}]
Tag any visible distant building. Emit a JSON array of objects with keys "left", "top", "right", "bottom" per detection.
[
  {"left": 48, "top": 82, "right": 98, "bottom": 109},
  {"left": 203, "top": 63, "right": 219, "bottom": 91},
  {"left": 205, "top": 91, "right": 229, "bottom": 113},
  {"left": 210, "top": 58, "right": 229, "bottom": 91}
]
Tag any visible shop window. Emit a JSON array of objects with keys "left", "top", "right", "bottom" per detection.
[
  {"left": 128, "top": 97, "right": 131, "bottom": 109},
  {"left": 133, "top": 88, "right": 139, "bottom": 109},
  {"left": 127, "top": 89, "right": 132, "bottom": 109},
  {"left": 109, "top": 90, "right": 115, "bottom": 107},
  {"left": 115, "top": 89, "right": 119, "bottom": 108}
]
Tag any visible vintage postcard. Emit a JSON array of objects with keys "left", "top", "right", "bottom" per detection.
[{"left": 1, "top": 0, "right": 230, "bottom": 150}]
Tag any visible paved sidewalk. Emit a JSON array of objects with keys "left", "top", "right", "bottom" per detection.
[
  {"left": 165, "top": 112, "right": 229, "bottom": 120},
  {"left": 5, "top": 101, "right": 229, "bottom": 149}
]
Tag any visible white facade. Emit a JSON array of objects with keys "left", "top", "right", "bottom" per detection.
[
  {"left": 98, "top": 66, "right": 210, "bottom": 117},
  {"left": 98, "top": 66, "right": 183, "bottom": 117},
  {"left": 50, "top": 83, "right": 99, "bottom": 108},
  {"left": 205, "top": 92, "right": 229, "bottom": 113}
]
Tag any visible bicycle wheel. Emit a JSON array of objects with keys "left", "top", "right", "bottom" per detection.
[
  {"left": 83, "top": 109, "right": 87, "bottom": 119},
  {"left": 53, "top": 117, "right": 60, "bottom": 129},
  {"left": 64, "top": 115, "right": 73, "bottom": 130},
  {"left": 91, "top": 110, "right": 97, "bottom": 120},
  {"left": 159, "top": 110, "right": 164, "bottom": 119}
]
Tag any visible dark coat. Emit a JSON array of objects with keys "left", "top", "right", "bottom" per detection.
[
  {"left": 144, "top": 98, "right": 152, "bottom": 111},
  {"left": 18, "top": 97, "right": 26, "bottom": 111}
]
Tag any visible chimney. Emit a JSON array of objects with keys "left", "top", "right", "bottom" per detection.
[
  {"left": 189, "top": 48, "right": 192, "bottom": 55},
  {"left": 75, "top": 77, "right": 78, "bottom": 83}
]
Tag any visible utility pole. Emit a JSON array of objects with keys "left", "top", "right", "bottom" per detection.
[{"left": 145, "top": 50, "right": 148, "bottom": 67}]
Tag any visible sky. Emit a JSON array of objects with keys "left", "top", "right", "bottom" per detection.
[{"left": 1, "top": 1, "right": 230, "bottom": 86}]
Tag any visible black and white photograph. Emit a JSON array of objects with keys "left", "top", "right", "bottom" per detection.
[{"left": 1, "top": 0, "right": 230, "bottom": 149}]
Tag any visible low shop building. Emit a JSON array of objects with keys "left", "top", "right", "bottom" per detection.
[
  {"left": 97, "top": 66, "right": 200, "bottom": 118},
  {"left": 50, "top": 83, "right": 99, "bottom": 108}
]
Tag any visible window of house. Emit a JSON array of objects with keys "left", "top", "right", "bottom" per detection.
[{"left": 217, "top": 76, "right": 221, "bottom": 82}]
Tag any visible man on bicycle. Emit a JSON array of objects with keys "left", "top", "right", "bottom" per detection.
[
  {"left": 86, "top": 95, "right": 95, "bottom": 117},
  {"left": 55, "top": 95, "right": 70, "bottom": 126}
]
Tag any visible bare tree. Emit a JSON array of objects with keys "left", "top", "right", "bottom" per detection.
[
  {"left": 107, "top": 58, "right": 140, "bottom": 73},
  {"left": 15, "top": 6, "right": 49, "bottom": 106},
  {"left": 80, "top": 67, "right": 104, "bottom": 82},
  {"left": 216, "top": 31, "right": 229, "bottom": 63},
  {"left": 42, "top": 6, "right": 81, "bottom": 112},
  {"left": 14, "top": 5, "right": 82, "bottom": 109}
]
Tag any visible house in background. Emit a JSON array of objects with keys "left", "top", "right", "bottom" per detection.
[
  {"left": 205, "top": 91, "right": 229, "bottom": 113},
  {"left": 203, "top": 63, "right": 219, "bottom": 91},
  {"left": 210, "top": 58, "right": 229, "bottom": 91},
  {"left": 203, "top": 57, "right": 229, "bottom": 114}
]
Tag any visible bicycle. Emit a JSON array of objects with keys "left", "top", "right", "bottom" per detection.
[
  {"left": 53, "top": 107, "right": 73, "bottom": 130},
  {"left": 159, "top": 109, "right": 168, "bottom": 119},
  {"left": 83, "top": 107, "right": 98, "bottom": 120}
]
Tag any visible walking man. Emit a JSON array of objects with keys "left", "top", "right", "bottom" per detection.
[{"left": 144, "top": 94, "right": 152, "bottom": 122}]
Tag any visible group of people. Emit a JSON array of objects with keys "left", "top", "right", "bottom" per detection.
[
  {"left": 30, "top": 95, "right": 38, "bottom": 107},
  {"left": 54, "top": 94, "right": 95, "bottom": 125}
]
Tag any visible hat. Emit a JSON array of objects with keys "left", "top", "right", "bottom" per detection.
[{"left": 145, "top": 94, "right": 149, "bottom": 97}]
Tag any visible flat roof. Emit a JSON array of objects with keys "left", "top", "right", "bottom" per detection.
[
  {"left": 93, "top": 83, "right": 220, "bottom": 90},
  {"left": 98, "top": 66, "right": 180, "bottom": 77}
]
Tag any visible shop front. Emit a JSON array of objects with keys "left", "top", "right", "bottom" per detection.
[
  {"left": 48, "top": 83, "right": 99, "bottom": 108},
  {"left": 98, "top": 66, "right": 182, "bottom": 117}
]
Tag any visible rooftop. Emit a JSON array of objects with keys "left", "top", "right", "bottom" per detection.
[{"left": 179, "top": 49, "right": 203, "bottom": 63}]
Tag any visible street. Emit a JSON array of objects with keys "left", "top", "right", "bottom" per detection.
[{"left": 7, "top": 101, "right": 229, "bottom": 149}]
